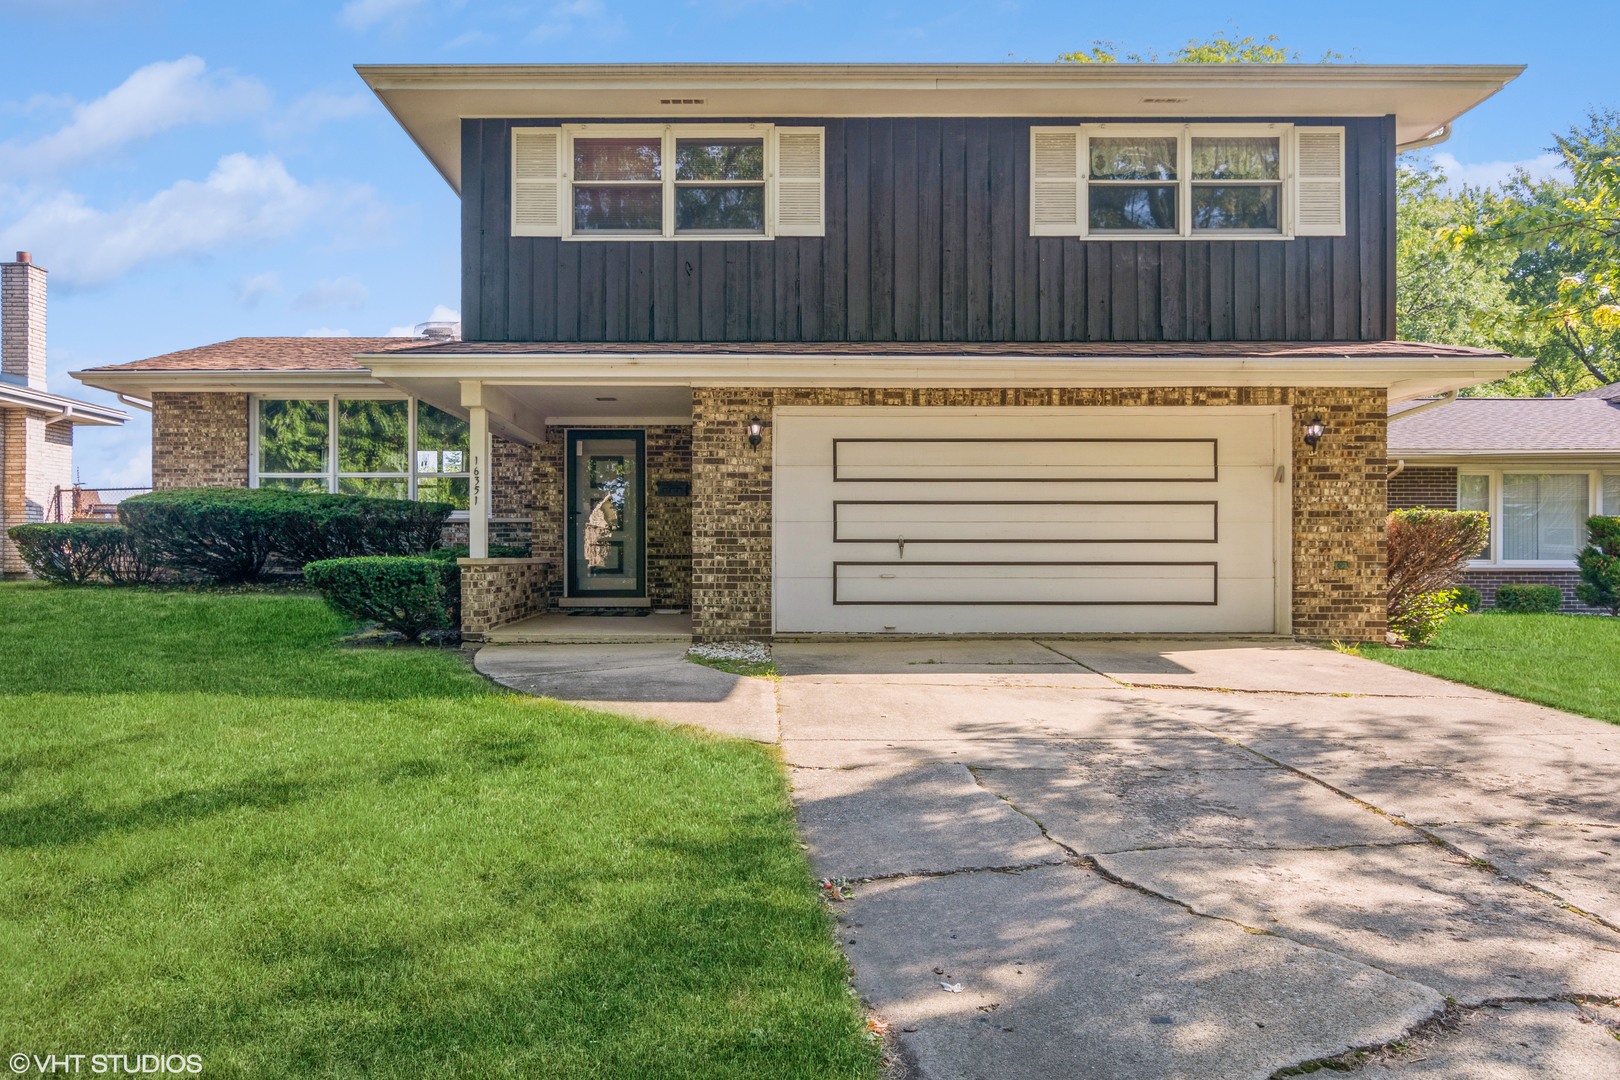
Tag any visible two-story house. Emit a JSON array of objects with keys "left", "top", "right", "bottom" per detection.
[{"left": 75, "top": 63, "right": 1528, "bottom": 641}]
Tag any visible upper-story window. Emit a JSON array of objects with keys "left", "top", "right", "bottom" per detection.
[
  {"left": 513, "top": 124, "right": 824, "bottom": 241},
  {"left": 1032, "top": 123, "right": 1345, "bottom": 240}
]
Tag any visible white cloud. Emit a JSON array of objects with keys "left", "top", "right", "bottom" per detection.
[
  {"left": 339, "top": 0, "right": 428, "bottom": 30},
  {"left": 530, "top": 0, "right": 623, "bottom": 42},
  {"left": 1429, "top": 151, "right": 1569, "bottom": 192},
  {"left": 387, "top": 304, "right": 461, "bottom": 337},
  {"left": 295, "top": 276, "right": 370, "bottom": 311},
  {"left": 236, "top": 271, "right": 281, "bottom": 307},
  {"left": 0, "top": 57, "right": 269, "bottom": 175},
  {"left": 0, "top": 154, "right": 330, "bottom": 287},
  {"left": 267, "top": 90, "right": 378, "bottom": 137},
  {"left": 302, "top": 327, "right": 353, "bottom": 337}
]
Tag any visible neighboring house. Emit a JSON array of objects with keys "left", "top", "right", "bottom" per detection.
[
  {"left": 74, "top": 63, "right": 1531, "bottom": 641},
  {"left": 1, "top": 252, "right": 127, "bottom": 577},
  {"left": 1388, "top": 389, "right": 1620, "bottom": 610}
]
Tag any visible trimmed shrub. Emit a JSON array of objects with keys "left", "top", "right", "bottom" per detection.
[
  {"left": 1454, "top": 584, "right": 1482, "bottom": 612},
  {"left": 6, "top": 523, "right": 122, "bottom": 584},
  {"left": 1387, "top": 509, "right": 1491, "bottom": 642},
  {"left": 118, "top": 488, "right": 454, "bottom": 583},
  {"left": 426, "top": 544, "right": 532, "bottom": 561},
  {"left": 1494, "top": 583, "right": 1563, "bottom": 614},
  {"left": 304, "top": 556, "right": 460, "bottom": 641},
  {"left": 1576, "top": 515, "right": 1620, "bottom": 616}
]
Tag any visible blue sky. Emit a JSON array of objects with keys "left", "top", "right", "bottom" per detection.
[{"left": 2, "top": 0, "right": 1614, "bottom": 486}]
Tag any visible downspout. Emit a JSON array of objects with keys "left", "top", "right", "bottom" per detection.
[{"left": 1387, "top": 390, "right": 1458, "bottom": 479}]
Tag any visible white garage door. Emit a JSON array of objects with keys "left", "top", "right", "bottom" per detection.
[{"left": 773, "top": 407, "right": 1289, "bottom": 634}]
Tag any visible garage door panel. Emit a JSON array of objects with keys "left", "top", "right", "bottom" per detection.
[
  {"left": 834, "top": 438, "right": 1217, "bottom": 483},
  {"left": 833, "top": 500, "right": 1219, "bottom": 544},
  {"left": 835, "top": 562, "right": 1218, "bottom": 606}
]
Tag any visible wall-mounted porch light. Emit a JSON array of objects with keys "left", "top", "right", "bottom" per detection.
[
  {"left": 1303, "top": 416, "right": 1327, "bottom": 450},
  {"left": 747, "top": 417, "right": 764, "bottom": 447}
]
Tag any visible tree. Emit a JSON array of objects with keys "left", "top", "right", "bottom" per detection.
[
  {"left": 1395, "top": 160, "right": 1522, "bottom": 353},
  {"left": 1058, "top": 31, "right": 1342, "bottom": 65},
  {"left": 1459, "top": 109, "right": 1620, "bottom": 392}
]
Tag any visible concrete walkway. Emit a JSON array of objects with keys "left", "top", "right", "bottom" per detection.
[{"left": 477, "top": 637, "right": 1620, "bottom": 1079}]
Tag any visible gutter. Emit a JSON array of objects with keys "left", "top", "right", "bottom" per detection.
[
  {"left": 1390, "top": 390, "right": 1459, "bottom": 418},
  {"left": 1397, "top": 123, "right": 1451, "bottom": 153}
]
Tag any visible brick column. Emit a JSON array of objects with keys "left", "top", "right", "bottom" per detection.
[
  {"left": 690, "top": 389, "right": 774, "bottom": 641},
  {"left": 1, "top": 253, "right": 47, "bottom": 390}
]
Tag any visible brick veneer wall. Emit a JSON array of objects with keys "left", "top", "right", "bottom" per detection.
[
  {"left": 1388, "top": 466, "right": 1459, "bottom": 510},
  {"left": 459, "top": 558, "right": 549, "bottom": 640},
  {"left": 531, "top": 424, "right": 692, "bottom": 608},
  {"left": 1460, "top": 568, "right": 1601, "bottom": 613},
  {"left": 0, "top": 410, "right": 73, "bottom": 576},
  {"left": 152, "top": 392, "right": 249, "bottom": 488},
  {"left": 690, "top": 386, "right": 1389, "bottom": 643}
]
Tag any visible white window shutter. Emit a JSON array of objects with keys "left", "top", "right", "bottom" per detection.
[
  {"left": 1029, "top": 128, "right": 1083, "bottom": 236},
  {"left": 1294, "top": 126, "right": 1345, "bottom": 237},
  {"left": 511, "top": 128, "right": 563, "bottom": 237},
  {"left": 773, "top": 128, "right": 825, "bottom": 236}
]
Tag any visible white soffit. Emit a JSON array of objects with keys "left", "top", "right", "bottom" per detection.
[{"left": 354, "top": 63, "right": 1525, "bottom": 193}]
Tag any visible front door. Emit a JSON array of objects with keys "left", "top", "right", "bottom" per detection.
[{"left": 566, "top": 430, "right": 646, "bottom": 601}]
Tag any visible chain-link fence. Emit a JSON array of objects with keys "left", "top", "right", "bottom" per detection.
[{"left": 48, "top": 485, "right": 152, "bottom": 523}]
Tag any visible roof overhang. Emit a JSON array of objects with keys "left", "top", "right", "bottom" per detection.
[
  {"left": 1390, "top": 448, "right": 1620, "bottom": 460},
  {"left": 358, "top": 350, "right": 1529, "bottom": 402},
  {"left": 0, "top": 382, "right": 127, "bottom": 426},
  {"left": 355, "top": 62, "right": 1525, "bottom": 193}
]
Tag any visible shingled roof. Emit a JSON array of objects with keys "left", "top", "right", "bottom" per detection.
[
  {"left": 1389, "top": 396, "right": 1620, "bottom": 453},
  {"left": 80, "top": 337, "right": 424, "bottom": 373}
]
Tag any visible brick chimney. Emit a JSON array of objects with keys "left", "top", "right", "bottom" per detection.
[{"left": 2, "top": 251, "right": 48, "bottom": 390}]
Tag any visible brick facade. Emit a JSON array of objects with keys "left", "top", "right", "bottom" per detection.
[
  {"left": 690, "top": 386, "right": 1389, "bottom": 643},
  {"left": 152, "top": 392, "right": 250, "bottom": 488},
  {"left": 530, "top": 424, "right": 692, "bottom": 608},
  {"left": 1, "top": 411, "right": 74, "bottom": 576},
  {"left": 1388, "top": 466, "right": 1459, "bottom": 511},
  {"left": 1458, "top": 568, "right": 1599, "bottom": 613},
  {"left": 459, "top": 558, "right": 549, "bottom": 640}
]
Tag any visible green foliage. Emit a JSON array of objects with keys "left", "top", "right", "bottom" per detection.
[
  {"left": 1454, "top": 584, "right": 1482, "bottom": 612},
  {"left": 118, "top": 488, "right": 452, "bottom": 584},
  {"left": 1576, "top": 515, "right": 1620, "bottom": 615},
  {"left": 303, "top": 556, "right": 461, "bottom": 641},
  {"left": 426, "top": 543, "right": 532, "bottom": 561},
  {"left": 1386, "top": 509, "right": 1492, "bottom": 642},
  {"left": 1058, "top": 31, "right": 1342, "bottom": 65},
  {"left": 1455, "top": 109, "right": 1620, "bottom": 395},
  {"left": 1391, "top": 589, "right": 1467, "bottom": 646},
  {"left": 1493, "top": 583, "right": 1564, "bottom": 614},
  {"left": 1396, "top": 160, "right": 1528, "bottom": 358},
  {"left": 5, "top": 523, "right": 127, "bottom": 585}
]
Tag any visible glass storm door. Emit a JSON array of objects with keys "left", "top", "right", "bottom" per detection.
[{"left": 566, "top": 430, "right": 646, "bottom": 599}]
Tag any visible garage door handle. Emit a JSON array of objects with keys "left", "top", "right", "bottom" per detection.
[{"left": 896, "top": 536, "right": 906, "bottom": 559}]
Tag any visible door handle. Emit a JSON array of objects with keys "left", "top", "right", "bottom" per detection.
[{"left": 897, "top": 535, "right": 905, "bottom": 559}]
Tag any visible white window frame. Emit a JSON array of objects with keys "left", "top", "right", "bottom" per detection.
[
  {"left": 562, "top": 123, "right": 775, "bottom": 242},
  {"left": 249, "top": 394, "right": 474, "bottom": 519},
  {"left": 1459, "top": 467, "right": 1613, "bottom": 568},
  {"left": 1045, "top": 122, "right": 1297, "bottom": 240}
]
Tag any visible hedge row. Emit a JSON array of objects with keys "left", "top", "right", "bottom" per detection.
[
  {"left": 116, "top": 488, "right": 454, "bottom": 583},
  {"left": 5, "top": 523, "right": 156, "bottom": 586}
]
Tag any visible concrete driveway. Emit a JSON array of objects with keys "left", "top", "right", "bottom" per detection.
[{"left": 478, "top": 637, "right": 1620, "bottom": 1079}]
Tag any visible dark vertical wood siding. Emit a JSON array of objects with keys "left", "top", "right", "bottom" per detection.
[{"left": 462, "top": 115, "right": 1396, "bottom": 343}]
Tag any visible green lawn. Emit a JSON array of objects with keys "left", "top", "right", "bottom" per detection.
[
  {"left": 1363, "top": 612, "right": 1620, "bottom": 725},
  {"left": 0, "top": 583, "right": 878, "bottom": 1079}
]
